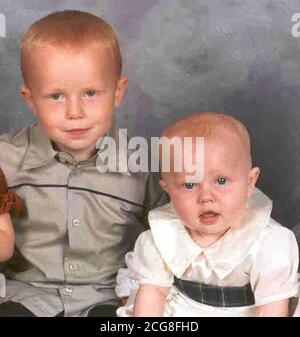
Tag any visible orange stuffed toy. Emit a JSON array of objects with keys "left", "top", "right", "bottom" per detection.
[{"left": 0, "top": 169, "right": 21, "bottom": 216}]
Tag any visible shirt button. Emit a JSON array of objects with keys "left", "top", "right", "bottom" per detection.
[
  {"left": 58, "top": 156, "right": 67, "bottom": 164},
  {"left": 72, "top": 219, "right": 80, "bottom": 227},
  {"left": 65, "top": 286, "right": 73, "bottom": 294},
  {"left": 69, "top": 263, "right": 77, "bottom": 272}
]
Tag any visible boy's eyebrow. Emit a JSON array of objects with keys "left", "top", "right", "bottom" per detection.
[
  {"left": 40, "top": 86, "right": 106, "bottom": 94},
  {"left": 81, "top": 87, "right": 106, "bottom": 92},
  {"left": 38, "top": 88, "right": 64, "bottom": 97},
  {"left": 41, "top": 88, "right": 63, "bottom": 93}
]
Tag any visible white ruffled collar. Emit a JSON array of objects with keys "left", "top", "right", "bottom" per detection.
[{"left": 148, "top": 188, "right": 272, "bottom": 280}]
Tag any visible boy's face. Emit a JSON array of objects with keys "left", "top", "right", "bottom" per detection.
[
  {"left": 160, "top": 135, "right": 260, "bottom": 240},
  {"left": 20, "top": 45, "right": 127, "bottom": 161}
]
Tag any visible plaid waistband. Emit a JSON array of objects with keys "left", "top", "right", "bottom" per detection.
[{"left": 174, "top": 276, "right": 255, "bottom": 307}]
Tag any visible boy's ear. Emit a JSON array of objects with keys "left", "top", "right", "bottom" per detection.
[
  {"left": 247, "top": 166, "right": 260, "bottom": 197},
  {"left": 114, "top": 76, "right": 128, "bottom": 108},
  {"left": 20, "top": 85, "right": 37, "bottom": 115}
]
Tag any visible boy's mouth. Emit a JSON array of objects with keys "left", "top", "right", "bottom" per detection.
[
  {"left": 199, "top": 211, "right": 220, "bottom": 225},
  {"left": 66, "top": 128, "right": 90, "bottom": 137}
]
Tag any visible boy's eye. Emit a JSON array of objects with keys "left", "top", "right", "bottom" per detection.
[
  {"left": 216, "top": 177, "right": 227, "bottom": 185},
  {"left": 184, "top": 182, "right": 196, "bottom": 190},
  {"left": 51, "top": 93, "right": 62, "bottom": 100},
  {"left": 85, "top": 90, "right": 96, "bottom": 97}
]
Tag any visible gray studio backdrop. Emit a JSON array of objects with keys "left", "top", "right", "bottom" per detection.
[{"left": 0, "top": 0, "right": 300, "bottom": 229}]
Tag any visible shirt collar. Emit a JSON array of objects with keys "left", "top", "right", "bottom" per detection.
[
  {"left": 96, "top": 121, "right": 131, "bottom": 176},
  {"left": 21, "top": 123, "right": 57, "bottom": 171},
  {"left": 148, "top": 188, "right": 273, "bottom": 279}
]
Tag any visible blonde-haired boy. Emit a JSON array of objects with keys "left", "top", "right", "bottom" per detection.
[{"left": 0, "top": 10, "right": 165, "bottom": 317}]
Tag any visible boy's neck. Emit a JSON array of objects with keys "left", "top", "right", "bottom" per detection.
[{"left": 54, "top": 143, "right": 97, "bottom": 163}]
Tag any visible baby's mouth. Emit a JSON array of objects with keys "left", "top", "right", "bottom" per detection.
[{"left": 199, "top": 211, "right": 220, "bottom": 225}]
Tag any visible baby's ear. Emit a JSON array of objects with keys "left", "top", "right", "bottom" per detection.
[
  {"left": 20, "top": 86, "right": 37, "bottom": 115},
  {"left": 159, "top": 179, "right": 168, "bottom": 193},
  {"left": 247, "top": 167, "right": 260, "bottom": 197}
]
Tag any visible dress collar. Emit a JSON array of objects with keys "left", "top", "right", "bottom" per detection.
[{"left": 148, "top": 188, "right": 273, "bottom": 279}]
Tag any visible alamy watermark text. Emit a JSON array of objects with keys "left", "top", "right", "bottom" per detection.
[{"left": 0, "top": 13, "right": 5, "bottom": 37}]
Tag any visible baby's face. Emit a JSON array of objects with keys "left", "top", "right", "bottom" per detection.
[
  {"left": 20, "top": 45, "right": 127, "bottom": 161},
  {"left": 160, "top": 135, "right": 259, "bottom": 239}
]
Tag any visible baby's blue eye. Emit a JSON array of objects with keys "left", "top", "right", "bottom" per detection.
[
  {"left": 86, "top": 90, "right": 96, "bottom": 97},
  {"left": 51, "top": 93, "right": 61, "bottom": 100},
  {"left": 216, "top": 177, "right": 227, "bottom": 185},
  {"left": 184, "top": 182, "right": 196, "bottom": 190}
]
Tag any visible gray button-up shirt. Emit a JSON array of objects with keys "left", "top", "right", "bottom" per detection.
[
  {"left": 0, "top": 122, "right": 167, "bottom": 316},
  {"left": 0, "top": 273, "right": 5, "bottom": 297}
]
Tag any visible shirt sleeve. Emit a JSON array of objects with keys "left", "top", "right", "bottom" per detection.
[
  {"left": 250, "top": 224, "right": 299, "bottom": 306},
  {"left": 131, "top": 230, "right": 174, "bottom": 287},
  {"left": 0, "top": 273, "right": 5, "bottom": 297}
]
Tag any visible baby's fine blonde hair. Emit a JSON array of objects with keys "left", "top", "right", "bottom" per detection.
[
  {"left": 20, "top": 10, "right": 122, "bottom": 85},
  {"left": 160, "top": 112, "right": 253, "bottom": 175}
]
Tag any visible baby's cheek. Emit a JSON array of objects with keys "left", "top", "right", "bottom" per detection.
[
  {"left": 224, "top": 199, "right": 247, "bottom": 225},
  {"left": 175, "top": 201, "right": 197, "bottom": 223}
]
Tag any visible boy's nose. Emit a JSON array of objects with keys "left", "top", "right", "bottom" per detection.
[
  {"left": 65, "top": 98, "right": 84, "bottom": 119},
  {"left": 197, "top": 183, "right": 214, "bottom": 204}
]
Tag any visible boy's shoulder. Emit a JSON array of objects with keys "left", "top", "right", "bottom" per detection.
[
  {"left": 0, "top": 124, "right": 31, "bottom": 148},
  {"left": 0, "top": 123, "right": 38, "bottom": 177}
]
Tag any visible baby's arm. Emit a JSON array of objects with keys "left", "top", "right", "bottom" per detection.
[
  {"left": 255, "top": 299, "right": 289, "bottom": 317},
  {"left": 133, "top": 284, "right": 170, "bottom": 317},
  {"left": 0, "top": 212, "right": 14, "bottom": 261},
  {"left": 116, "top": 231, "right": 173, "bottom": 317},
  {"left": 251, "top": 224, "right": 299, "bottom": 317}
]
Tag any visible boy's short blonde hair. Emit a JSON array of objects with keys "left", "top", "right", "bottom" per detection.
[{"left": 20, "top": 10, "right": 122, "bottom": 85}]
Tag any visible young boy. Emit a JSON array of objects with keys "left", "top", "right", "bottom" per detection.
[
  {"left": 116, "top": 112, "right": 299, "bottom": 317},
  {"left": 0, "top": 10, "right": 165, "bottom": 317}
]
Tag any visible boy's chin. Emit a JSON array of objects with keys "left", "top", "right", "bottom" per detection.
[{"left": 53, "top": 141, "right": 96, "bottom": 156}]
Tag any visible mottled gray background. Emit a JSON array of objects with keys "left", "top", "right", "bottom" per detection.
[{"left": 1, "top": 0, "right": 300, "bottom": 229}]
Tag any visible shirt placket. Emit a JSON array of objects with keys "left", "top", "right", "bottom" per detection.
[{"left": 60, "top": 157, "right": 86, "bottom": 315}]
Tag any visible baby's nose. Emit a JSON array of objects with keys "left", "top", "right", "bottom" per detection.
[{"left": 197, "top": 183, "right": 214, "bottom": 204}]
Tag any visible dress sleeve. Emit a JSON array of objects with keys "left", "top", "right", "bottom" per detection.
[
  {"left": 250, "top": 224, "right": 299, "bottom": 306},
  {"left": 115, "top": 230, "right": 173, "bottom": 298},
  {"left": 131, "top": 230, "right": 174, "bottom": 286}
]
